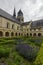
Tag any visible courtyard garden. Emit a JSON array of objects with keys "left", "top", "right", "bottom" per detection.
[{"left": 0, "top": 37, "right": 43, "bottom": 65}]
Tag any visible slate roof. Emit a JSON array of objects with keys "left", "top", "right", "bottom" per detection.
[
  {"left": 31, "top": 19, "right": 43, "bottom": 28},
  {"left": 18, "top": 9, "right": 23, "bottom": 16},
  {"left": 18, "top": 9, "right": 23, "bottom": 14},
  {"left": 0, "top": 9, "right": 20, "bottom": 24},
  {"left": 21, "top": 22, "right": 30, "bottom": 26}
]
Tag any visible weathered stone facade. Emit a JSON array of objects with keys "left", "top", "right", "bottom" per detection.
[{"left": 0, "top": 8, "right": 43, "bottom": 37}]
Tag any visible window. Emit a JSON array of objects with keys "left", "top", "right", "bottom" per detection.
[
  {"left": 17, "top": 26, "right": 19, "bottom": 30},
  {"left": 6, "top": 22, "right": 10, "bottom": 28},
  {"left": 12, "top": 24, "right": 14, "bottom": 29}
]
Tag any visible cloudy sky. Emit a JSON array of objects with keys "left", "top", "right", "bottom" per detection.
[{"left": 0, "top": 0, "right": 43, "bottom": 22}]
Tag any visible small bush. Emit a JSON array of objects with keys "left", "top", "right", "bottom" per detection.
[
  {"left": 28, "top": 39, "right": 42, "bottom": 47},
  {"left": 34, "top": 40, "right": 42, "bottom": 46},
  {"left": 0, "top": 40, "right": 15, "bottom": 45},
  {"left": 0, "top": 47, "right": 10, "bottom": 58}
]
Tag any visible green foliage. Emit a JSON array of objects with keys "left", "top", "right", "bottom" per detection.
[
  {"left": 12, "top": 51, "right": 30, "bottom": 65},
  {"left": 34, "top": 43, "right": 43, "bottom": 65},
  {"left": 0, "top": 40, "right": 16, "bottom": 45},
  {"left": 0, "top": 47, "right": 10, "bottom": 58},
  {"left": 24, "top": 38, "right": 42, "bottom": 47}
]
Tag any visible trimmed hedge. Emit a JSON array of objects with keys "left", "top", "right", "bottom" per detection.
[{"left": 0, "top": 40, "right": 16, "bottom": 45}]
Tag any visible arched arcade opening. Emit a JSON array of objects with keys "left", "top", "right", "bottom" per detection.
[
  {"left": 5, "top": 32, "right": 9, "bottom": 37},
  {"left": 33, "top": 33, "right": 36, "bottom": 36},
  {"left": 0, "top": 31, "right": 3, "bottom": 37},
  {"left": 38, "top": 33, "right": 41, "bottom": 37},
  {"left": 11, "top": 32, "right": 14, "bottom": 36}
]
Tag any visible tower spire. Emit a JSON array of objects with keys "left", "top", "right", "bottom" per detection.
[{"left": 13, "top": 8, "right": 16, "bottom": 18}]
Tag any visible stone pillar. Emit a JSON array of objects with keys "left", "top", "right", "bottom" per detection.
[
  {"left": 36, "top": 33, "right": 38, "bottom": 37},
  {"left": 9, "top": 32, "right": 11, "bottom": 38},
  {"left": 3, "top": 32, "right": 5, "bottom": 38}
]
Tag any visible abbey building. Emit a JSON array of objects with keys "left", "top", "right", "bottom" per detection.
[{"left": 0, "top": 8, "right": 43, "bottom": 37}]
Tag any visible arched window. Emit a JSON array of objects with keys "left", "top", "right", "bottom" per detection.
[
  {"left": 0, "top": 31, "right": 3, "bottom": 37},
  {"left": 19, "top": 33, "right": 20, "bottom": 36},
  {"left": 38, "top": 33, "right": 41, "bottom": 37},
  {"left": 15, "top": 32, "right": 17, "bottom": 36},
  {"left": 6, "top": 22, "right": 10, "bottom": 28},
  {"left": 12, "top": 24, "right": 14, "bottom": 29},
  {"left": 5, "top": 32, "right": 9, "bottom": 37},
  {"left": 17, "top": 26, "right": 19, "bottom": 30},
  {"left": 11, "top": 32, "right": 14, "bottom": 36},
  {"left": 33, "top": 33, "right": 36, "bottom": 36}
]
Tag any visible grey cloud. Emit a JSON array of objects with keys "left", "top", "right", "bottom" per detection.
[
  {"left": 30, "top": 0, "right": 37, "bottom": 4},
  {"left": 0, "top": 0, "right": 43, "bottom": 21},
  {"left": 39, "top": 5, "right": 43, "bottom": 12}
]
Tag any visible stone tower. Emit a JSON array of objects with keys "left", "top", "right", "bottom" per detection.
[{"left": 17, "top": 9, "right": 24, "bottom": 23}]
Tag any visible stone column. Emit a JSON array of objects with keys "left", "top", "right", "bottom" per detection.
[
  {"left": 9, "top": 32, "right": 11, "bottom": 38},
  {"left": 3, "top": 32, "right": 5, "bottom": 38}
]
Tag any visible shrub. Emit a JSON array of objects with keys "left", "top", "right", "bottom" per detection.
[
  {"left": 0, "top": 47, "right": 10, "bottom": 58},
  {"left": 28, "top": 39, "right": 42, "bottom": 47},
  {"left": 0, "top": 39, "right": 5, "bottom": 42},
  {"left": 16, "top": 44, "right": 39, "bottom": 62},
  {"left": 0, "top": 40, "right": 15, "bottom": 45},
  {"left": 34, "top": 43, "right": 43, "bottom": 65},
  {"left": 32, "top": 39, "right": 42, "bottom": 47}
]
